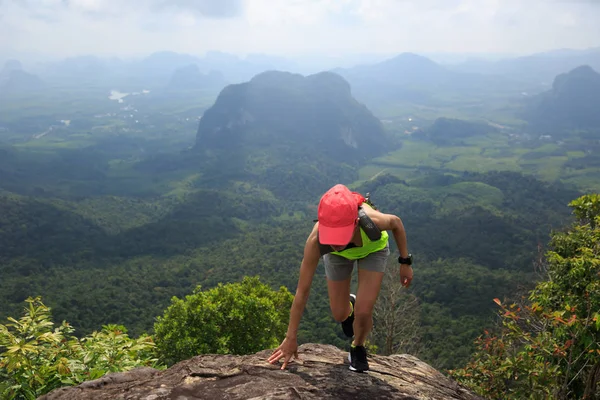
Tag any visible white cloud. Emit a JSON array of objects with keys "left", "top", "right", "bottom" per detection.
[
  {"left": 1, "top": 0, "right": 599, "bottom": 60},
  {"left": 68, "top": 0, "right": 105, "bottom": 12}
]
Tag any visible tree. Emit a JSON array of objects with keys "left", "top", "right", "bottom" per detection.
[
  {"left": 372, "top": 259, "right": 422, "bottom": 356},
  {"left": 0, "top": 297, "right": 158, "bottom": 400},
  {"left": 153, "top": 276, "right": 293, "bottom": 366},
  {"left": 449, "top": 194, "right": 600, "bottom": 399}
]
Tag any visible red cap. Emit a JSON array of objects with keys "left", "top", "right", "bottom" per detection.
[{"left": 318, "top": 184, "right": 358, "bottom": 246}]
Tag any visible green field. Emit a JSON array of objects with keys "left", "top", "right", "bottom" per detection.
[{"left": 360, "top": 130, "right": 597, "bottom": 192}]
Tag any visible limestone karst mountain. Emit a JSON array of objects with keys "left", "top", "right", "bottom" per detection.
[
  {"left": 193, "top": 70, "right": 388, "bottom": 198},
  {"left": 195, "top": 70, "right": 388, "bottom": 164},
  {"left": 524, "top": 65, "right": 600, "bottom": 132}
]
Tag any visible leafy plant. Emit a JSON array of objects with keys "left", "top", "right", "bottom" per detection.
[
  {"left": 450, "top": 194, "right": 600, "bottom": 399},
  {"left": 0, "top": 297, "right": 159, "bottom": 400},
  {"left": 153, "top": 276, "right": 294, "bottom": 366}
]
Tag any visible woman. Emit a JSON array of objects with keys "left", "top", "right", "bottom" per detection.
[{"left": 268, "top": 183, "right": 413, "bottom": 372}]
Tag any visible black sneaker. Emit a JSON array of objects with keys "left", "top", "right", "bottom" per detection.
[
  {"left": 348, "top": 344, "right": 369, "bottom": 372},
  {"left": 341, "top": 294, "right": 356, "bottom": 338}
]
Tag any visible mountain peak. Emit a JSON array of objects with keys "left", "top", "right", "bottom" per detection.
[
  {"left": 387, "top": 52, "right": 439, "bottom": 64},
  {"left": 0, "top": 69, "right": 44, "bottom": 93},
  {"left": 248, "top": 70, "right": 305, "bottom": 86},
  {"left": 526, "top": 65, "right": 600, "bottom": 131},
  {"left": 248, "top": 70, "right": 352, "bottom": 95},
  {"left": 193, "top": 70, "right": 387, "bottom": 195},
  {"left": 39, "top": 344, "right": 483, "bottom": 400},
  {"left": 347, "top": 52, "right": 444, "bottom": 76},
  {"left": 552, "top": 64, "right": 600, "bottom": 93},
  {"left": 195, "top": 70, "right": 385, "bottom": 161},
  {"left": 561, "top": 64, "right": 598, "bottom": 78}
]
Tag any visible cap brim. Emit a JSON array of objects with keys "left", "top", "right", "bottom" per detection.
[{"left": 318, "top": 223, "right": 355, "bottom": 246}]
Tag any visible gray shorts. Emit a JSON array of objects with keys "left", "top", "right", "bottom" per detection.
[{"left": 323, "top": 243, "right": 390, "bottom": 281}]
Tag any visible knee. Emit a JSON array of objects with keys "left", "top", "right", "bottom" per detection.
[
  {"left": 354, "top": 308, "right": 373, "bottom": 323},
  {"left": 332, "top": 308, "right": 349, "bottom": 322}
]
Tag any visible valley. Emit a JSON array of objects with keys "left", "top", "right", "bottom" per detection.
[{"left": 1, "top": 50, "right": 599, "bottom": 374}]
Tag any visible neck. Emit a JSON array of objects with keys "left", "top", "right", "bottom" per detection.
[{"left": 350, "top": 226, "right": 362, "bottom": 246}]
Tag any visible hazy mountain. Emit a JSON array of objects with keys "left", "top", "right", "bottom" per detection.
[
  {"left": 1, "top": 70, "right": 45, "bottom": 92},
  {"left": 136, "top": 51, "right": 296, "bottom": 84},
  {"left": 134, "top": 51, "right": 200, "bottom": 77},
  {"left": 29, "top": 52, "right": 204, "bottom": 88},
  {"left": 39, "top": 55, "right": 114, "bottom": 83},
  {"left": 194, "top": 70, "right": 388, "bottom": 194},
  {"left": 1, "top": 50, "right": 293, "bottom": 93},
  {"left": 335, "top": 52, "right": 449, "bottom": 86},
  {"left": 451, "top": 47, "right": 600, "bottom": 85},
  {"left": 24, "top": 55, "right": 142, "bottom": 89},
  {"left": 334, "top": 52, "right": 523, "bottom": 108},
  {"left": 130, "top": 51, "right": 291, "bottom": 86},
  {"left": 524, "top": 65, "right": 600, "bottom": 132},
  {"left": 0, "top": 60, "right": 44, "bottom": 94},
  {"left": 167, "top": 64, "right": 227, "bottom": 91}
]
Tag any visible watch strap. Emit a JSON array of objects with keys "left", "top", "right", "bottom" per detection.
[{"left": 398, "top": 254, "right": 413, "bottom": 265}]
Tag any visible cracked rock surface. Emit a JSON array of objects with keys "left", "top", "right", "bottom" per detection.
[{"left": 39, "top": 343, "right": 484, "bottom": 400}]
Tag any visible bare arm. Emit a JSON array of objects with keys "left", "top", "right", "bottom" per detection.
[
  {"left": 363, "top": 204, "right": 413, "bottom": 287},
  {"left": 285, "top": 223, "right": 321, "bottom": 340},
  {"left": 268, "top": 224, "right": 322, "bottom": 369}
]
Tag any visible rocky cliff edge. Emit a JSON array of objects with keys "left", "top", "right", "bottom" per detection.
[{"left": 39, "top": 343, "right": 484, "bottom": 400}]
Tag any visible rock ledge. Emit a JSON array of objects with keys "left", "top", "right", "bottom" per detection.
[{"left": 39, "top": 343, "right": 483, "bottom": 400}]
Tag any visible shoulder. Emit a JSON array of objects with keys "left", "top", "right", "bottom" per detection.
[
  {"left": 360, "top": 202, "right": 382, "bottom": 218},
  {"left": 361, "top": 203, "right": 401, "bottom": 230},
  {"left": 306, "top": 222, "right": 319, "bottom": 244},
  {"left": 305, "top": 222, "right": 321, "bottom": 250},
  {"left": 304, "top": 223, "right": 323, "bottom": 260}
]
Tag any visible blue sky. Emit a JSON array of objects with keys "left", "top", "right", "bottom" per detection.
[{"left": 2, "top": 0, "right": 600, "bottom": 61}]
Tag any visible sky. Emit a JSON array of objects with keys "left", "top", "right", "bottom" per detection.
[{"left": 2, "top": 0, "right": 600, "bottom": 62}]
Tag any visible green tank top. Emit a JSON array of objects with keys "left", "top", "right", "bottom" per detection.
[{"left": 330, "top": 228, "right": 389, "bottom": 260}]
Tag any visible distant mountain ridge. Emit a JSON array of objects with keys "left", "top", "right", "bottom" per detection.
[
  {"left": 333, "top": 52, "right": 525, "bottom": 108},
  {"left": 167, "top": 64, "right": 227, "bottom": 91},
  {"left": 28, "top": 51, "right": 298, "bottom": 88},
  {"left": 15, "top": 47, "right": 600, "bottom": 96},
  {"left": 334, "top": 53, "right": 450, "bottom": 86},
  {"left": 451, "top": 47, "right": 600, "bottom": 84}
]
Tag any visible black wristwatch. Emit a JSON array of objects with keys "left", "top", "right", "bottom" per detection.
[{"left": 398, "top": 254, "right": 413, "bottom": 266}]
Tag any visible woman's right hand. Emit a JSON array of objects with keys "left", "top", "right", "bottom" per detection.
[{"left": 267, "top": 337, "right": 299, "bottom": 370}]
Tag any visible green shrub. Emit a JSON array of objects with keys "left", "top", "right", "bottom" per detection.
[
  {"left": 450, "top": 194, "right": 600, "bottom": 399},
  {"left": 153, "top": 276, "right": 293, "bottom": 365},
  {"left": 0, "top": 297, "right": 159, "bottom": 400}
]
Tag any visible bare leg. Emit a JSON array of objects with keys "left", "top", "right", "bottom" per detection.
[
  {"left": 326, "top": 277, "right": 352, "bottom": 322},
  {"left": 353, "top": 269, "right": 384, "bottom": 346}
]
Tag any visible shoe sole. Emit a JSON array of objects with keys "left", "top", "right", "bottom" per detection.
[{"left": 348, "top": 353, "right": 369, "bottom": 373}]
